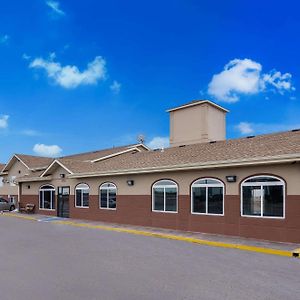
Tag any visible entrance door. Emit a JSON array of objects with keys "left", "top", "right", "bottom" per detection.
[{"left": 57, "top": 187, "right": 70, "bottom": 218}]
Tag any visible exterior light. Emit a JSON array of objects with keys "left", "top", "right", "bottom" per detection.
[
  {"left": 127, "top": 180, "right": 134, "bottom": 186},
  {"left": 60, "top": 174, "right": 65, "bottom": 178},
  {"left": 226, "top": 176, "right": 237, "bottom": 183},
  {"left": 27, "top": 185, "right": 30, "bottom": 189}
]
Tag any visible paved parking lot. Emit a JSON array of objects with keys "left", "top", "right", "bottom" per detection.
[{"left": 1, "top": 215, "right": 299, "bottom": 300}]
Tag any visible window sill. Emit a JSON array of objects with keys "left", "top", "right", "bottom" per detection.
[
  {"left": 75, "top": 206, "right": 89, "bottom": 209},
  {"left": 241, "top": 214, "right": 285, "bottom": 220},
  {"left": 99, "top": 207, "right": 117, "bottom": 210},
  {"left": 191, "top": 212, "right": 224, "bottom": 217},
  {"left": 152, "top": 210, "right": 178, "bottom": 214}
]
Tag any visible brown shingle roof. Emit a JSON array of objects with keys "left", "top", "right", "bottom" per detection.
[
  {"left": 15, "top": 154, "right": 54, "bottom": 170},
  {"left": 60, "top": 130, "right": 300, "bottom": 175},
  {"left": 17, "top": 130, "right": 300, "bottom": 182},
  {"left": 59, "top": 144, "right": 144, "bottom": 161}
]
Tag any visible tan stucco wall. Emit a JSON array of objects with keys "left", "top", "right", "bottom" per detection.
[
  {"left": 0, "top": 160, "right": 29, "bottom": 196},
  {"left": 207, "top": 104, "right": 226, "bottom": 141},
  {"left": 21, "top": 163, "right": 300, "bottom": 196},
  {"left": 169, "top": 103, "right": 226, "bottom": 147}
]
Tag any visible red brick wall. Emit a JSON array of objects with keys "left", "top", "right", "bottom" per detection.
[
  {"left": 20, "top": 195, "right": 56, "bottom": 216},
  {"left": 20, "top": 194, "right": 300, "bottom": 243}
]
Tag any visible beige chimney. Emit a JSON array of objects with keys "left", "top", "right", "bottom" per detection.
[{"left": 167, "top": 100, "right": 228, "bottom": 147}]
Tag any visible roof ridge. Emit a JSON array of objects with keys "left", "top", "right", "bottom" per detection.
[{"left": 59, "top": 143, "right": 141, "bottom": 158}]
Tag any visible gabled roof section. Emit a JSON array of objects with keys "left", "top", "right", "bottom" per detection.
[
  {"left": 40, "top": 144, "right": 148, "bottom": 177},
  {"left": 167, "top": 99, "right": 229, "bottom": 113},
  {"left": 1, "top": 154, "right": 54, "bottom": 173},
  {"left": 60, "top": 143, "right": 149, "bottom": 162},
  {"left": 40, "top": 159, "right": 74, "bottom": 177}
]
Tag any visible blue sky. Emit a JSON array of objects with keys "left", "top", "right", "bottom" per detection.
[{"left": 0, "top": 0, "right": 299, "bottom": 162}]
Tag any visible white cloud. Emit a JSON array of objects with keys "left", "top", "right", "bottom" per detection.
[
  {"left": 0, "top": 34, "right": 9, "bottom": 44},
  {"left": 21, "top": 129, "right": 40, "bottom": 136},
  {"left": 235, "top": 122, "right": 254, "bottom": 135},
  {"left": 208, "top": 58, "right": 295, "bottom": 102},
  {"left": 46, "top": 1, "right": 65, "bottom": 16},
  {"left": 33, "top": 143, "right": 62, "bottom": 157},
  {"left": 147, "top": 137, "right": 169, "bottom": 149},
  {"left": 0, "top": 115, "right": 9, "bottom": 128},
  {"left": 110, "top": 80, "right": 121, "bottom": 94},
  {"left": 262, "top": 71, "right": 295, "bottom": 93},
  {"left": 29, "top": 55, "right": 106, "bottom": 89},
  {"left": 235, "top": 122, "right": 300, "bottom": 135},
  {"left": 22, "top": 53, "right": 31, "bottom": 60}
]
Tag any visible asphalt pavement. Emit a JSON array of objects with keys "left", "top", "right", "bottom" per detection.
[{"left": 1, "top": 215, "right": 299, "bottom": 300}]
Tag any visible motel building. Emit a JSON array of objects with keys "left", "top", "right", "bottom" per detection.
[{"left": 1, "top": 100, "right": 300, "bottom": 243}]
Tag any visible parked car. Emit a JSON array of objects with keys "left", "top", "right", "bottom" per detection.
[{"left": 0, "top": 197, "right": 15, "bottom": 211}]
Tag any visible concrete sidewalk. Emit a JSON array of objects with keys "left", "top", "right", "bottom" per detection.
[{"left": 2, "top": 211, "right": 300, "bottom": 256}]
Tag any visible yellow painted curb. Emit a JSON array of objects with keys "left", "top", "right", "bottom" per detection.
[
  {"left": 53, "top": 220, "right": 294, "bottom": 258},
  {"left": 2, "top": 212, "right": 297, "bottom": 258},
  {"left": 1, "top": 212, "right": 37, "bottom": 221}
]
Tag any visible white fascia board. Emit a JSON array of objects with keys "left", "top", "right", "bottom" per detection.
[
  {"left": 91, "top": 147, "right": 141, "bottom": 163},
  {"left": 40, "top": 159, "right": 74, "bottom": 177},
  {"left": 2, "top": 155, "right": 30, "bottom": 173}
]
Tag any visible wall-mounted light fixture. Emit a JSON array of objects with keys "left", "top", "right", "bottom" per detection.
[
  {"left": 226, "top": 175, "right": 237, "bottom": 183},
  {"left": 127, "top": 180, "right": 134, "bottom": 186},
  {"left": 60, "top": 174, "right": 65, "bottom": 178},
  {"left": 27, "top": 185, "right": 31, "bottom": 189}
]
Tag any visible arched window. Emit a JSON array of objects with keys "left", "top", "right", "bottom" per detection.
[
  {"left": 100, "top": 183, "right": 117, "bottom": 209},
  {"left": 39, "top": 185, "right": 55, "bottom": 210},
  {"left": 75, "top": 183, "right": 89, "bottom": 208},
  {"left": 152, "top": 180, "right": 178, "bottom": 213},
  {"left": 191, "top": 178, "right": 224, "bottom": 215},
  {"left": 241, "top": 175, "right": 285, "bottom": 218}
]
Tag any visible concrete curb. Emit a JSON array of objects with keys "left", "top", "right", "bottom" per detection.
[{"left": 2, "top": 212, "right": 299, "bottom": 259}]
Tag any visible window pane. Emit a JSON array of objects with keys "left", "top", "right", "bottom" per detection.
[
  {"left": 76, "top": 190, "right": 82, "bottom": 207},
  {"left": 165, "top": 188, "right": 177, "bottom": 212},
  {"left": 153, "top": 187, "right": 164, "bottom": 211},
  {"left": 245, "top": 177, "right": 281, "bottom": 183},
  {"left": 197, "top": 179, "right": 221, "bottom": 185},
  {"left": 100, "top": 189, "right": 107, "bottom": 208},
  {"left": 208, "top": 187, "right": 223, "bottom": 214},
  {"left": 243, "top": 186, "right": 262, "bottom": 216},
  {"left": 263, "top": 186, "right": 284, "bottom": 217},
  {"left": 192, "top": 187, "right": 206, "bottom": 213},
  {"left": 108, "top": 189, "right": 116, "bottom": 209},
  {"left": 39, "top": 191, "right": 43, "bottom": 209},
  {"left": 154, "top": 180, "right": 176, "bottom": 187},
  {"left": 43, "top": 190, "right": 51, "bottom": 209},
  {"left": 82, "top": 189, "right": 89, "bottom": 207}
]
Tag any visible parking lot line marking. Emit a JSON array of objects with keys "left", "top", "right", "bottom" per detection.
[{"left": 2, "top": 213, "right": 297, "bottom": 258}]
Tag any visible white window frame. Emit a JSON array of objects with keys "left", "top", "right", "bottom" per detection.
[
  {"left": 191, "top": 178, "right": 225, "bottom": 216},
  {"left": 152, "top": 180, "right": 178, "bottom": 213},
  {"left": 99, "top": 183, "right": 117, "bottom": 210},
  {"left": 241, "top": 175, "right": 285, "bottom": 219},
  {"left": 75, "top": 183, "right": 90, "bottom": 208},
  {"left": 39, "top": 185, "right": 55, "bottom": 211}
]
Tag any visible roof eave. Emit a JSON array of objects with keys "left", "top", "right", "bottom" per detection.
[{"left": 68, "top": 154, "right": 300, "bottom": 179}]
